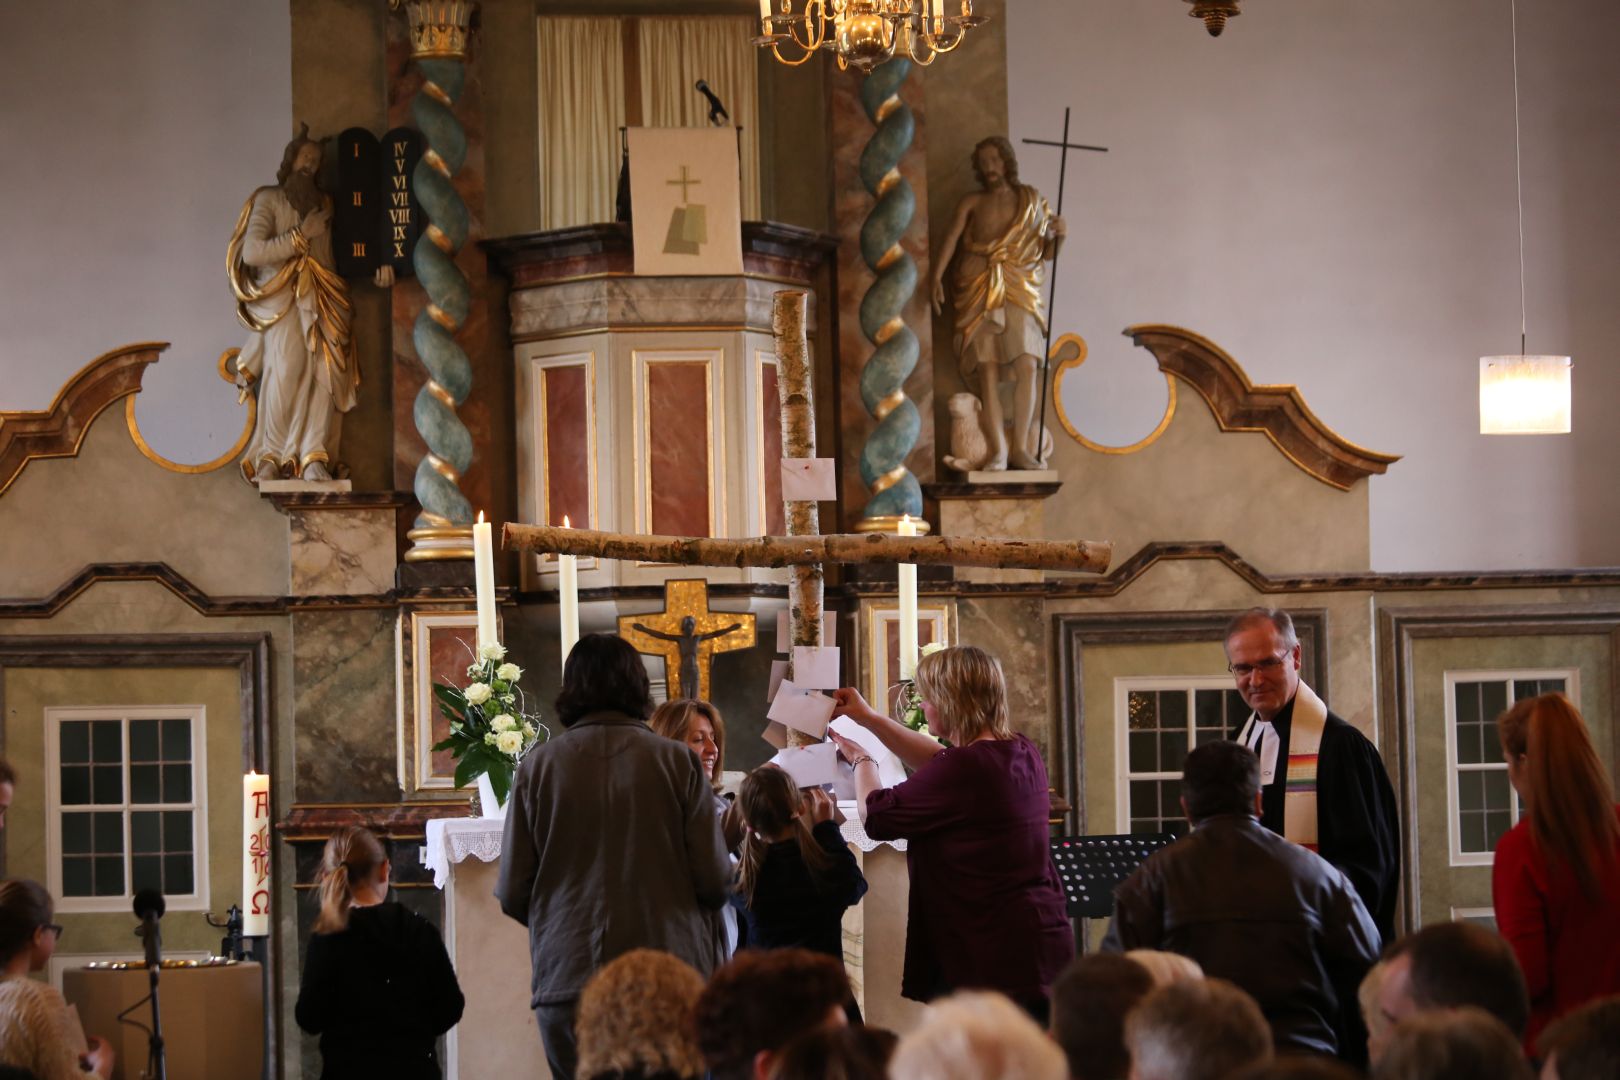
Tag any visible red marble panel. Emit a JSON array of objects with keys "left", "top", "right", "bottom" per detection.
[
  {"left": 426, "top": 621, "right": 479, "bottom": 778},
  {"left": 761, "top": 362, "right": 785, "bottom": 536},
  {"left": 543, "top": 364, "right": 590, "bottom": 529},
  {"left": 647, "top": 362, "right": 712, "bottom": 538},
  {"left": 884, "top": 615, "right": 942, "bottom": 686}
]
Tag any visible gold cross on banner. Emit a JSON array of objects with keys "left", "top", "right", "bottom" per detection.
[
  {"left": 617, "top": 579, "right": 756, "bottom": 701},
  {"left": 666, "top": 164, "right": 700, "bottom": 203}
]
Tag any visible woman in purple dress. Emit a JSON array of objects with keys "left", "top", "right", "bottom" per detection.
[{"left": 829, "top": 644, "right": 1074, "bottom": 1021}]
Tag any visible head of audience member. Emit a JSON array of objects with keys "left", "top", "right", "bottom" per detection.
[
  {"left": 0, "top": 758, "right": 14, "bottom": 830},
  {"left": 1228, "top": 1057, "right": 1359, "bottom": 1080},
  {"left": 575, "top": 949, "right": 706, "bottom": 1080},
  {"left": 556, "top": 633, "right": 653, "bottom": 727},
  {"left": 649, "top": 699, "right": 727, "bottom": 787},
  {"left": 1359, "top": 960, "right": 1394, "bottom": 1063},
  {"left": 1374, "top": 922, "right": 1530, "bottom": 1063},
  {"left": 1224, "top": 608, "right": 1302, "bottom": 723},
  {"left": 1497, "top": 693, "right": 1620, "bottom": 902},
  {"left": 0, "top": 879, "right": 60, "bottom": 976},
  {"left": 1124, "top": 950, "right": 1205, "bottom": 988},
  {"left": 1124, "top": 978, "right": 1272, "bottom": 1080},
  {"left": 766, "top": 1025, "right": 889, "bottom": 1080},
  {"left": 1181, "top": 740, "right": 1263, "bottom": 825},
  {"left": 913, "top": 645, "right": 1012, "bottom": 745},
  {"left": 1370, "top": 1006, "right": 1532, "bottom": 1080},
  {"left": 890, "top": 991, "right": 1068, "bottom": 1080},
  {"left": 313, "top": 825, "right": 389, "bottom": 934},
  {"left": 693, "top": 948, "right": 851, "bottom": 1080},
  {"left": 1051, "top": 953, "right": 1156, "bottom": 1080},
  {"left": 1537, "top": 996, "right": 1620, "bottom": 1080}
]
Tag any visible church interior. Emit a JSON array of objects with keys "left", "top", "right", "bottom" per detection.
[{"left": 2, "top": 0, "right": 1618, "bottom": 1076}]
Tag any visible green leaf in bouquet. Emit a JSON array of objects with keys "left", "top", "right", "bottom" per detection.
[
  {"left": 487, "top": 764, "right": 513, "bottom": 806},
  {"left": 433, "top": 683, "right": 467, "bottom": 713}
]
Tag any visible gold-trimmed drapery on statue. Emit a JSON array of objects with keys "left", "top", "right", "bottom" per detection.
[{"left": 227, "top": 126, "right": 359, "bottom": 484}]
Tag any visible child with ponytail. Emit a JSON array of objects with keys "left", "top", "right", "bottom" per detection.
[
  {"left": 735, "top": 765, "right": 867, "bottom": 968},
  {"left": 295, "top": 826, "right": 464, "bottom": 1079}
]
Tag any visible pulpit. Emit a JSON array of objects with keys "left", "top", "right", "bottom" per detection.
[{"left": 63, "top": 961, "right": 264, "bottom": 1080}]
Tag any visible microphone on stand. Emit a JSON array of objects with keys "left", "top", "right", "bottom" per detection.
[
  {"left": 131, "top": 888, "right": 168, "bottom": 1079},
  {"left": 695, "top": 79, "right": 730, "bottom": 127}
]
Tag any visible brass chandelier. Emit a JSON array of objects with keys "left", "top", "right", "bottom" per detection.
[{"left": 754, "top": 0, "right": 986, "bottom": 71}]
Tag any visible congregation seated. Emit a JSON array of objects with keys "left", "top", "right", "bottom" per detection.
[
  {"left": 692, "top": 948, "right": 851, "bottom": 1080},
  {"left": 1124, "top": 949, "right": 1204, "bottom": 988},
  {"left": 1370, "top": 921, "right": 1530, "bottom": 1065},
  {"left": 574, "top": 949, "right": 705, "bottom": 1080},
  {"left": 1049, "top": 953, "right": 1155, "bottom": 1080},
  {"left": 1536, "top": 995, "right": 1620, "bottom": 1080},
  {"left": 888, "top": 990, "right": 1068, "bottom": 1080},
  {"left": 0, "top": 880, "right": 112, "bottom": 1080},
  {"left": 1228, "top": 1056, "right": 1360, "bottom": 1080},
  {"left": 1369, "top": 1006, "right": 1532, "bottom": 1080},
  {"left": 765, "top": 1025, "right": 892, "bottom": 1080},
  {"left": 1123, "top": 978, "right": 1273, "bottom": 1080}
]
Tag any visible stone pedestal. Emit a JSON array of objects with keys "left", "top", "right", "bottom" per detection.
[
  {"left": 926, "top": 478, "right": 1063, "bottom": 584},
  {"left": 264, "top": 490, "right": 401, "bottom": 596}
]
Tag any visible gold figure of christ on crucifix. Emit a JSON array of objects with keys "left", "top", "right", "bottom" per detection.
[
  {"left": 663, "top": 164, "right": 709, "bottom": 255},
  {"left": 618, "top": 579, "right": 756, "bottom": 700}
]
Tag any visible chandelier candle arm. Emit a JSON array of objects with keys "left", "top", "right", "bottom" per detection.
[{"left": 503, "top": 524, "right": 1112, "bottom": 574}]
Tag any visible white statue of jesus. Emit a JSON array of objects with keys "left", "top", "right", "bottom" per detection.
[{"left": 227, "top": 127, "right": 359, "bottom": 484}]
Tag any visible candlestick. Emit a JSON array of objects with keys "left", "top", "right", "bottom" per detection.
[
  {"left": 898, "top": 513, "right": 919, "bottom": 681},
  {"left": 242, "top": 772, "right": 271, "bottom": 938},
  {"left": 559, "top": 515, "right": 580, "bottom": 665},
  {"left": 473, "top": 511, "right": 497, "bottom": 654}
]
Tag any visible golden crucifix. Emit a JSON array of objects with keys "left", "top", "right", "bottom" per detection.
[{"left": 617, "top": 579, "right": 756, "bottom": 700}]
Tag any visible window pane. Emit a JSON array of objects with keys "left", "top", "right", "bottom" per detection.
[
  {"left": 1158, "top": 781, "right": 1181, "bottom": 819},
  {"left": 1130, "top": 782, "right": 1157, "bottom": 818},
  {"left": 129, "top": 765, "right": 160, "bottom": 804},
  {"left": 1458, "top": 772, "right": 1484, "bottom": 813},
  {"left": 131, "top": 812, "right": 160, "bottom": 853},
  {"left": 92, "top": 812, "right": 123, "bottom": 855},
  {"left": 1129, "top": 732, "right": 1158, "bottom": 773},
  {"left": 1159, "top": 691, "right": 1187, "bottom": 732},
  {"left": 1128, "top": 692, "right": 1157, "bottom": 731},
  {"left": 162, "top": 812, "right": 191, "bottom": 853},
  {"left": 1461, "top": 812, "right": 1486, "bottom": 853},
  {"left": 93, "top": 856, "right": 125, "bottom": 896},
  {"left": 1164, "top": 820, "right": 1189, "bottom": 839},
  {"left": 164, "top": 855, "right": 194, "bottom": 895},
  {"left": 1195, "top": 689, "right": 1223, "bottom": 731},
  {"left": 1226, "top": 691, "right": 1247, "bottom": 724},
  {"left": 60, "top": 722, "right": 91, "bottom": 764},
  {"left": 91, "top": 765, "right": 122, "bottom": 805},
  {"left": 132, "top": 855, "right": 162, "bottom": 894},
  {"left": 1455, "top": 682, "right": 1480, "bottom": 725},
  {"left": 1457, "top": 721, "right": 1483, "bottom": 766},
  {"left": 60, "top": 765, "right": 90, "bottom": 805},
  {"left": 1480, "top": 681, "right": 1508, "bottom": 723},
  {"left": 1195, "top": 727, "right": 1224, "bottom": 747},
  {"left": 162, "top": 765, "right": 191, "bottom": 804},
  {"left": 61, "top": 813, "right": 92, "bottom": 855},
  {"left": 62, "top": 857, "right": 93, "bottom": 897},
  {"left": 1486, "top": 811, "right": 1514, "bottom": 850},
  {"left": 91, "top": 720, "right": 121, "bottom": 763},
  {"left": 129, "top": 720, "right": 160, "bottom": 763},
  {"left": 1483, "top": 770, "right": 1512, "bottom": 812},
  {"left": 161, "top": 719, "right": 190, "bottom": 760},
  {"left": 1130, "top": 820, "right": 1160, "bottom": 837},
  {"left": 1159, "top": 731, "right": 1188, "bottom": 772}
]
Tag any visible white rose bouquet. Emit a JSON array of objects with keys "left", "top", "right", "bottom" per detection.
[{"left": 432, "top": 641, "right": 548, "bottom": 806}]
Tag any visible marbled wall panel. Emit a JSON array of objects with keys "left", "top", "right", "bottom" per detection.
[
  {"left": 958, "top": 596, "right": 1049, "bottom": 754},
  {"left": 937, "top": 494, "right": 1047, "bottom": 584},
  {"left": 647, "top": 363, "right": 713, "bottom": 538},
  {"left": 288, "top": 507, "right": 396, "bottom": 596},
  {"left": 292, "top": 609, "right": 397, "bottom": 803},
  {"left": 543, "top": 364, "right": 590, "bottom": 529},
  {"left": 761, "top": 362, "right": 785, "bottom": 536}
]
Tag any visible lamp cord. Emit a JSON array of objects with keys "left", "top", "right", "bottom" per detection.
[{"left": 1511, "top": 0, "right": 1527, "bottom": 355}]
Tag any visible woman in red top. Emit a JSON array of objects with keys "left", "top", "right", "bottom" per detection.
[
  {"left": 1491, "top": 692, "right": 1620, "bottom": 1050},
  {"left": 829, "top": 644, "right": 1074, "bottom": 1022}
]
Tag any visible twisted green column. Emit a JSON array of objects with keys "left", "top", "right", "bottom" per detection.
[
  {"left": 409, "top": 58, "right": 475, "bottom": 530},
  {"left": 857, "top": 57, "right": 922, "bottom": 524}
]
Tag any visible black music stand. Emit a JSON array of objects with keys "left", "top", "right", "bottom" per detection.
[{"left": 1049, "top": 833, "right": 1175, "bottom": 919}]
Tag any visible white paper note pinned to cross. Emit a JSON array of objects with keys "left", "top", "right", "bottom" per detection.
[
  {"left": 766, "top": 659, "right": 789, "bottom": 702},
  {"left": 761, "top": 720, "right": 789, "bottom": 750},
  {"left": 776, "top": 610, "right": 837, "bottom": 654},
  {"left": 775, "top": 741, "right": 841, "bottom": 788},
  {"left": 780, "top": 457, "right": 837, "bottom": 502},
  {"left": 766, "top": 678, "right": 835, "bottom": 739},
  {"left": 791, "top": 645, "right": 841, "bottom": 690}
]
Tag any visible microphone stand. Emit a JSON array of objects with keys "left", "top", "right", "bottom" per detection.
[{"left": 137, "top": 914, "right": 168, "bottom": 1080}]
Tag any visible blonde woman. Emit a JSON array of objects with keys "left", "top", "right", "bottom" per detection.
[
  {"left": 295, "top": 825, "right": 464, "bottom": 1079},
  {"left": 830, "top": 644, "right": 1073, "bottom": 1021},
  {"left": 575, "top": 949, "right": 706, "bottom": 1080}
]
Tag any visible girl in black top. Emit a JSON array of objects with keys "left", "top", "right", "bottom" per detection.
[
  {"left": 735, "top": 766, "right": 867, "bottom": 963},
  {"left": 295, "top": 826, "right": 464, "bottom": 1079}
]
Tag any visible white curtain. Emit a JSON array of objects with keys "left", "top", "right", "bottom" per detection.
[
  {"left": 637, "top": 17, "right": 762, "bottom": 220},
  {"left": 537, "top": 17, "right": 627, "bottom": 229}
]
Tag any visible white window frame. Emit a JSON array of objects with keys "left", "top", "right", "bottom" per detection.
[
  {"left": 1115, "top": 675, "right": 1238, "bottom": 833},
  {"left": 44, "top": 705, "right": 211, "bottom": 914},
  {"left": 1441, "top": 668, "right": 1577, "bottom": 868}
]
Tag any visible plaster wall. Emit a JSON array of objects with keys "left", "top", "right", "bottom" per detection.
[
  {"left": 1007, "top": 0, "right": 1620, "bottom": 572},
  {"left": 0, "top": 0, "right": 293, "bottom": 468}
]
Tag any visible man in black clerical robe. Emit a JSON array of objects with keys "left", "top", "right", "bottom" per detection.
[{"left": 1223, "top": 607, "right": 1400, "bottom": 947}]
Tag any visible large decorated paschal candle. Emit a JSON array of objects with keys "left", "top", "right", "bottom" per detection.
[
  {"left": 473, "top": 512, "right": 498, "bottom": 654},
  {"left": 242, "top": 772, "right": 271, "bottom": 937},
  {"left": 558, "top": 516, "right": 580, "bottom": 666},
  {"left": 898, "top": 514, "right": 919, "bottom": 680}
]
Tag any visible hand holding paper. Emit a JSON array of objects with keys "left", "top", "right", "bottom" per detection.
[{"left": 766, "top": 679, "right": 836, "bottom": 739}]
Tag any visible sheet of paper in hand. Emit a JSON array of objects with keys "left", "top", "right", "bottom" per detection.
[
  {"left": 790, "top": 645, "right": 841, "bottom": 690},
  {"left": 775, "top": 742, "right": 842, "bottom": 788},
  {"left": 780, "top": 457, "right": 838, "bottom": 502},
  {"left": 829, "top": 715, "right": 908, "bottom": 790},
  {"left": 767, "top": 678, "right": 835, "bottom": 739}
]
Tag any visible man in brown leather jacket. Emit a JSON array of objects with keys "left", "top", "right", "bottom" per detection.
[{"left": 1102, "top": 740, "right": 1379, "bottom": 1064}]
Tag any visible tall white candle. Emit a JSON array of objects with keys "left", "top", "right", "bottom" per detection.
[
  {"left": 559, "top": 515, "right": 581, "bottom": 666},
  {"left": 242, "top": 772, "right": 271, "bottom": 937},
  {"left": 898, "top": 514, "right": 919, "bottom": 681},
  {"left": 473, "top": 512, "right": 497, "bottom": 655}
]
